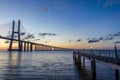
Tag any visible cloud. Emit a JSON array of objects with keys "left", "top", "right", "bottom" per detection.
[
  {"left": 4, "top": 40, "right": 17, "bottom": 44},
  {"left": 103, "top": 37, "right": 114, "bottom": 41},
  {"left": 113, "top": 32, "right": 120, "bottom": 37},
  {"left": 54, "top": 0, "right": 69, "bottom": 9},
  {"left": 79, "top": 0, "right": 86, "bottom": 4},
  {"left": 13, "top": 41, "right": 17, "bottom": 43},
  {"left": 88, "top": 39, "right": 100, "bottom": 43},
  {"left": 40, "top": 5, "right": 48, "bottom": 12},
  {"left": 87, "top": 37, "right": 103, "bottom": 43},
  {"left": 98, "top": 0, "right": 120, "bottom": 7},
  {"left": 97, "top": 0, "right": 102, "bottom": 3},
  {"left": 6, "top": 32, "right": 26, "bottom": 39},
  {"left": 88, "top": 37, "right": 114, "bottom": 43},
  {"left": 6, "top": 34, "right": 18, "bottom": 39},
  {"left": 68, "top": 39, "right": 82, "bottom": 43},
  {"left": 20, "top": 32, "right": 26, "bottom": 36},
  {"left": 87, "top": 32, "right": 120, "bottom": 43},
  {"left": 5, "top": 40, "right": 9, "bottom": 43},
  {"left": 69, "top": 40, "right": 72, "bottom": 43},
  {"left": 35, "top": 39, "right": 40, "bottom": 41},
  {"left": 105, "top": 0, "right": 120, "bottom": 7},
  {"left": 24, "top": 33, "right": 35, "bottom": 40},
  {"left": 114, "top": 41, "right": 120, "bottom": 44},
  {"left": 77, "top": 39, "right": 81, "bottom": 42},
  {"left": 38, "top": 33, "right": 57, "bottom": 36}
]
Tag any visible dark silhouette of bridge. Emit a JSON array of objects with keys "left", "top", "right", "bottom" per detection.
[{"left": 0, "top": 20, "right": 70, "bottom": 51}]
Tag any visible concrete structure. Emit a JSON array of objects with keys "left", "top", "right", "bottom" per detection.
[{"left": 73, "top": 46, "right": 120, "bottom": 80}]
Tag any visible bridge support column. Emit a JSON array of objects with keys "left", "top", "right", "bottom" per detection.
[
  {"left": 91, "top": 59, "right": 96, "bottom": 80},
  {"left": 78, "top": 54, "right": 81, "bottom": 64},
  {"left": 8, "top": 21, "right": 15, "bottom": 51},
  {"left": 38, "top": 45, "right": 39, "bottom": 51},
  {"left": 20, "top": 41, "right": 23, "bottom": 51},
  {"left": 46, "top": 46, "right": 48, "bottom": 51},
  {"left": 27, "top": 42, "right": 29, "bottom": 51},
  {"left": 114, "top": 45, "right": 119, "bottom": 80},
  {"left": 115, "top": 69, "right": 119, "bottom": 80},
  {"left": 45, "top": 46, "right": 47, "bottom": 51},
  {"left": 24, "top": 42, "right": 26, "bottom": 51},
  {"left": 54, "top": 47, "right": 56, "bottom": 51},
  {"left": 39, "top": 45, "right": 41, "bottom": 51},
  {"left": 8, "top": 20, "right": 21, "bottom": 51},
  {"left": 73, "top": 52, "right": 81, "bottom": 64},
  {"left": 30, "top": 43, "right": 33, "bottom": 51},
  {"left": 37, "top": 44, "right": 39, "bottom": 51},
  {"left": 48, "top": 46, "right": 50, "bottom": 51},
  {"left": 42, "top": 45, "right": 44, "bottom": 51},
  {"left": 73, "top": 52, "right": 76, "bottom": 61},
  {"left": 37, "top": 45, "right": 39, "bottom": 51},
  {"left": 83, "top": 57, "right": 85, "bottom": 66},
  {"left": 44, "top": 46, "right": 46, "bottom": 51},
  {"left": 49, "top": 46, "right": 52, "bottom": 51},
  {"left": 35, "top": 44, "right": 36, "bottom": 51}
]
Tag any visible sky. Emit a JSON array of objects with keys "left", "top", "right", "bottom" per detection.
[{"left": 0, "top": 0, "right": 120, "bottom": 50}]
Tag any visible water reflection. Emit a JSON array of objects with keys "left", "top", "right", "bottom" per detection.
[
  {"left": 8, "top": 52, "right": 21, "bottom": 68},
  {"left": 0, "top": 51, "right": 90, "bottom": 80},
  {"left": 4, "top": 52, "right": 22, "bottom": 80},
  {"left": 74, "top": 60, "right": 93, "bottom": 80},
  {"left": 0, "top": 51, "right": 118, "bottom": 80}
]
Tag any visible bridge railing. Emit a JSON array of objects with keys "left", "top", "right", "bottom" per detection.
[{"left": 73, "top": 50, "right": 120, "bottom": 65}]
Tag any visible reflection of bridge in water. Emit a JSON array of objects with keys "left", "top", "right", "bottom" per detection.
[{"left": 0, "top": 20, "right": 70, "bottom": 51}]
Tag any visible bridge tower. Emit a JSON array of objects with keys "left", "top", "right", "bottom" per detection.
[{"left": 8, "top": 20, "right": 21, "bottom": 51}]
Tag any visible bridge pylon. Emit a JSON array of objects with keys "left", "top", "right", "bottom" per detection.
[{"left": 8, "top": 20, "right": 21, "bottom": 51}]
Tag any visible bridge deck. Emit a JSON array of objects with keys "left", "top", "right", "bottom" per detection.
[
  {"left": 0, "top": 36, "right": 70, "bottom": 51},
  {"left": 73, "top": 51, "right": 120, "bottom": 69}
]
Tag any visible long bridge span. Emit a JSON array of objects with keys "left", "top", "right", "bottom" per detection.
[{"left": 0, "top": 20, "right": 70, "bottom": 51}]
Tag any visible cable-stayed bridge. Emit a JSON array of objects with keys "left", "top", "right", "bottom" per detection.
[
  {"left": 0, "top": 20, "right": 120, "bottom": 80},
  {"left": 0, "top": 20, "right": 70, "bottom": 51}
]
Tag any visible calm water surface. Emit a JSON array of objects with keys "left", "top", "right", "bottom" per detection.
[{"left": 0, "top": 51, "right": 119, "bottom": 80}]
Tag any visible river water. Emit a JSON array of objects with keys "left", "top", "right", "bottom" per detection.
[{"left": 0, "top": 51, "right": 119, "bottom": 80}]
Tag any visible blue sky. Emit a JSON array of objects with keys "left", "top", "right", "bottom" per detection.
[{"left": 0, "top": 0, "right": 120, "bottom": 49}]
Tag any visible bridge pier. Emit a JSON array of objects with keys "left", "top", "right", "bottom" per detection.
[
  {"left": 42, "top": 45, "right": 45, "bottom": 51},
  {"left": 38, "top": 45, "right": 40, "bottom": 51},
  {"left": 45, "top": 46, "right": 47, "bottom": 51},
  {"left": 30, "top": 43, "right": 33, "bottom": 51},
  {"left": 20, "top": 41, "right": 23, "bottom": 51},
  {"left": 91, "top": 59, "right": 96, "bottom": 80},
  {"left": 49, "top": 46, "right": 52, "bottom": 50},
  {"left": 114, "top": 45, "right": 119, "bottom": 80},
  {"left": 83, "top": 57, "right": 85, "bottom": 66},
  {"left": 50, "top": 47, "right": 52, "bottom": 51},
  {"left": 35, "top": 44, "right": 37, "bottom": 51},
  {"left": 45, "top": 46, "right": 48, "bottom": 51},
  {"left": 54, "top": 47, "right": 56, "bottom": 51},
  {"left": 24, "top": 42, "right": 26, "bottom": 51},
  {"left": 115, "top": 69, "right": 119, "bottom": 80},
  {"left": 73, "top": 51, "right": 81, "bottom": 64},
  {"left": 39, "top": 45, "right": 41, "bottom": 51},
  {"left": 35, "top": 45, "right": 37, "bottom": 51},
  {"left": 8, "top": 20, "right": 21, "bottom": 52},
  {"left": 37, "top": 45, "right": 39, "bottom": 51},
  {"left": 27, "top": 42, "right": 29, "bottom": 51}
]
